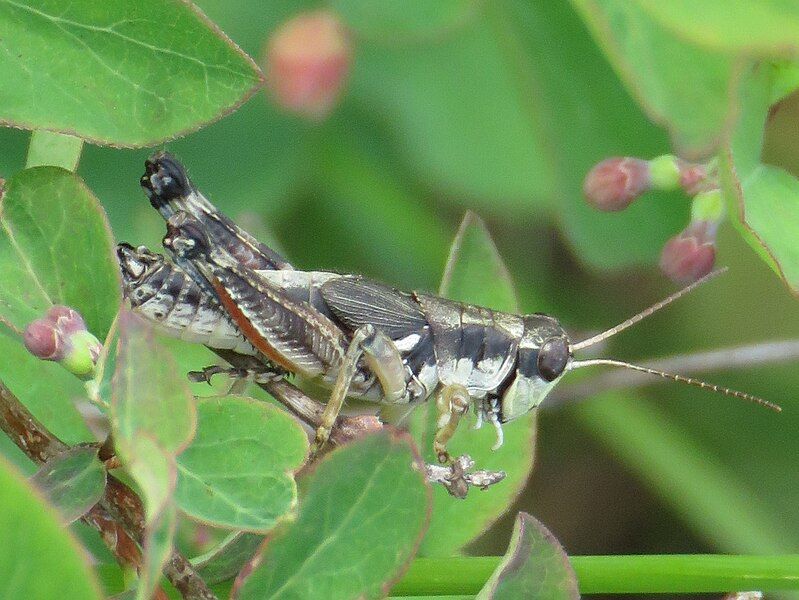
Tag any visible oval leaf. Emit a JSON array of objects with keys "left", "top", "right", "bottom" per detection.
[
  {"left": 0, "top": 167, "right": 120, "bottom": 338},
  {"left": 234, "top": 430, "right": 430, "bottom": 600},
  {"left": 0, "top": 454, "right": 102, "bottom": 600},
  {"left": 477, "top": 512, "right": 579, "bottom": 599},
  {"left": 410, "top": 212, "right": 536, "bottom": 556},
  {"left": 176, "top": 395, "right": 308, "bottom": 532},
  {"left": 30, "top": 446, "right": 106, "bottom": 524},
  {"left": 0, "top": 0, "right": 262, "bottom": 146}
]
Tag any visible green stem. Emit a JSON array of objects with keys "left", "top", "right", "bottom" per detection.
[
  {"left": 26, "top": 130, "right": 84, "bottom": 171},
  {"left": 391, "top": 555, "right": 799, "bottom": 596}
]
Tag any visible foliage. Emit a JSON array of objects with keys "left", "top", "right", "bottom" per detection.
[{"left": 1, "top": 0, "right": 799, "bottom": 598}]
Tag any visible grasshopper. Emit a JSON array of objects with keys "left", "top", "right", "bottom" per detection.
[{"left": 122, "top": 153, "right": 780, "bottom": 461}]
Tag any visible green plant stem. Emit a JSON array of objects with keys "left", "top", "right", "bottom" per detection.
[
  {"left": 391, "top": 555, "right": 799, "bottom": 596},
  {"left": 25, "top": 130, "right": 83, "bottom": 171}
]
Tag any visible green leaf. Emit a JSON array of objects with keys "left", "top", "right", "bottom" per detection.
[
  {"left": 111, "top": 310, "right": 196, "bottom": 455},
  {"left": 30, "top": 445, "right": 106, "bottom": 524},
  {"left": 110, "top": 310, "right": 195, "bottom": 600},
  {"left": 26, "top": 131, "right": 83, "bottom": 171},
  {"left": 0, "top": 0, "right": 262, "bottom": 146},
  {"left": 193, "top": 531, "right": 264, "bottom": 584},
  {"left": 333, "top": 0, "right": 476, "bottom": 40},
  {"left": 477, "top": 513, "right": 579, "bottom": 599},
  {"left": 234, "top": 431, "right": 430, "bottom": 600},
  {"left": 439, "top": 212, "right": 519, "bottom": 310},
  {"left": 719, "top": 65, "right": 799, "bottom": 293},
  {"left": 176, "top": 395, "right": 307, "bottom": 532},
  {"left": 571, "top": 0, "right": 741, "bottom": 156},
  {"left": 409, "top": 213, "right": 535, "bottom": 556},
  {"left": 630, "top": 1, "right": 799, "bottom": 55},
  {"left": 0, "top": 167, "right": 121, "bottom": 338},
  {"left": 0, "top": 453, "right": 103, "bottom": 600}
]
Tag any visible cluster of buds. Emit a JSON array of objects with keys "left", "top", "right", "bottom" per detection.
[
  {"left": 263, "top": 10, "right": 351, "bottom": 120},
  {"left": 23, "top": 306, "right": 102, "bottom": 378},
  {"left": 583, "top": 154, "right": 722, "bottom": 283}
]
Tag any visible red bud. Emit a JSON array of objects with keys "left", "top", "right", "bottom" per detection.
[
  {"left": 583, "top": 157, "right": 651, "bottom": 211},
  {"left": 659, "top": 221, "right": 717, "bottom": 284},
  {"left": 24, "top": 318, "right": 63, "bottom": 361},
  {"left": 46, "top": 305, "right": 86, "bottom": 335},
  {"left": 265, "top": 10, "right": 351, "bottom": 120}
]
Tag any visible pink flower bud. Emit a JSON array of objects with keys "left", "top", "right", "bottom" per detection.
[
  {"left": 23, "top": 306, "right": 101, "bottom": 378},
  {"left": 24, "top": 318, "right": 64, "bottom": 361},
  {"left": 46, "top": 305, "right": 86, "bottom": 336},
  {"left": 659, "top": 221, "right": 717, "bottom": 284},
  {"left": 264, "top": 10, "right": 351, "bottom": 120},
  {"left": 583, "top": 157, "right": 651, "bottom": 211}
]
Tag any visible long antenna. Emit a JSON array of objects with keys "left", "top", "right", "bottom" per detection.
[
  {"left": 571, "top": 268, "right": 728, "bottom": 352},
  {"left": 569, "top": 357, "right": 781, "bottom": 412}
]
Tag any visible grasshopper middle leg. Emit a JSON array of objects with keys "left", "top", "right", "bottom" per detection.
[{"left": 312, "top": 324, "right": 407, "bottom": 454}]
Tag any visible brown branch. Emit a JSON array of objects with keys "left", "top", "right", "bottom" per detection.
[
  {"left": 0, "top": 380, "right": 217, "bottom": 600},
  {"left": 546, "top": 339, "right": 799, "bottom": 408}
]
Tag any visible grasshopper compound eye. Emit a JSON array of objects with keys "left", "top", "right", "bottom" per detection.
[{"left": 537, "top": 337, "right": 570, "bottom": 382}]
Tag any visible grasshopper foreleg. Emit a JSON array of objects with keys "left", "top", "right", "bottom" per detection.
[
  {"left": 312, "top": 324, "right": 408, "bottom": 455},
  {"left": 434, "top": 384, "right": 471, "bottom": 464}
]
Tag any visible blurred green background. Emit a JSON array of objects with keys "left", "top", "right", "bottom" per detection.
[{"left": 2, "top": 0, "right": 799, "bottom": 582}]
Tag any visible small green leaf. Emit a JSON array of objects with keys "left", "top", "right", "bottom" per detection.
[
  {"left": 409, "top": 213, "right": 536, "bottom": 556},
  {"left": 0, "top": 167, "right": 121, "bottom": 338},
  {"left": 477, "top": 513, "right": 579, "bottom": 599},
  {"left": 572, "top": 0, "right": 741, "bottom": 156},
  {"left": 0, "top": 0, "right": 262, "bottom": 146},
  {"left": 0, "top": 453, "right": 103, "bottom": 600},
  {"left": 30, "top": 446, "right": 106, "bottom": 524},
  {"left": 234, "top": 431, "right": 430, "bottom": 600},
  {"left": 26, "top": 131, "right": 83, "bottom": 171},
  {"left": 111, "top": 310, "right": 196, "bottom": 455},
  {"left": 192, "top": 531, "right": 264, "bottom": 584},
  {"left": 439, "top": 212, "right": 519, "bottom": 310},
  {"left": 176, "top": 395, "right": 308, "bottom": 532}
]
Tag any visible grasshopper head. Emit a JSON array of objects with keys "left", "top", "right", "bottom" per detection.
[
  {"left": 499, "top": 314, "right": 572, "bottom": 422},
  {"left": 117, "top": 243, "right": 163, "bottom": 286}
]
